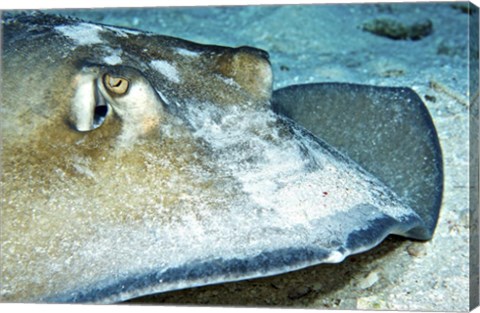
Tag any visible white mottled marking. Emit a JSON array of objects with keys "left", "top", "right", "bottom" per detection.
[
  {"left": 103, "top": 48, "right": 123, "bottom": 65},
  {"left": 55, "top": 23, "right": 104, "bottom": 46},
  {"left": 104, "top": 25, "right": 142, "bottom": 37},
  {"left": 175, "top": 48, "right": 200, "bottom": 57},
  {"left": 150, "top": 60, "right": 180, "bottom": 83},
  {"left": 324, "top": 250, "right": 347, "bottom": 263},
  {"left": 155, "top": 89, "right": 171, "bottom": 106},
  {"left": 218, "top": 75, "right": 240, "bottom": 88}
]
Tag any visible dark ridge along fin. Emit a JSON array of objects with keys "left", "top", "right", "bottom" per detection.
[{"left": 272, "top": 82, "right": 443, "bottom": 240}]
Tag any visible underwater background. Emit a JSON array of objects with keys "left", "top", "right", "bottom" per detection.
[{"left": 41, "top": 2, "right": 477, "bottom": 311}]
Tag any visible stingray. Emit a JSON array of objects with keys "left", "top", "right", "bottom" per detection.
[{"left": 0, "top": 12, "right": 442, "bottom": 303}]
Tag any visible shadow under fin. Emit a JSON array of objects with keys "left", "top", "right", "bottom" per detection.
[{"left": 272, "top": 83, "right": 443, "bottom": 240}]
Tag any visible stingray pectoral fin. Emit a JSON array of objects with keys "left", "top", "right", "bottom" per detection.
[{"left": 272, "top": 83, "right": 443, "bottom": 240}]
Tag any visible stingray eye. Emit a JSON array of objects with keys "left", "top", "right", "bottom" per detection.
[{"left": 104, "top": 74, "right": 129, "bottom": 95}]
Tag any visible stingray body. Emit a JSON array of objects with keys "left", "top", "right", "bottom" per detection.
[{"left": 0, "top": 12, "right": 442, "bottom": 303}]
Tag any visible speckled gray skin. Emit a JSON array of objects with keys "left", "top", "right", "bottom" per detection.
[{"left": 1, "top": 10, "right": 444, "bottom": 306}]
